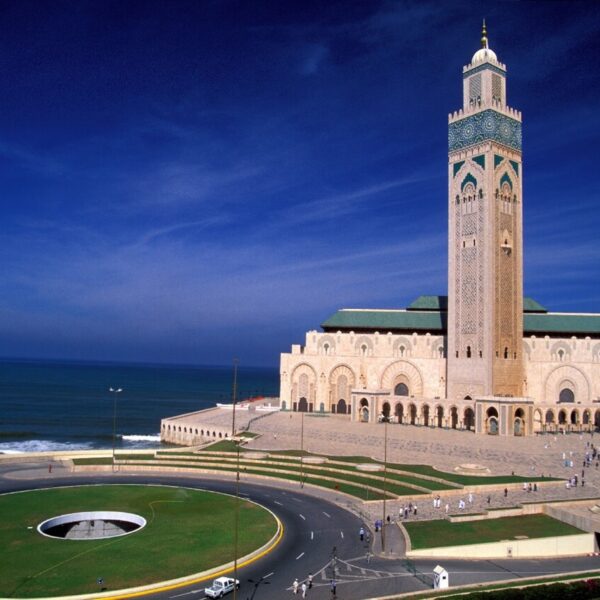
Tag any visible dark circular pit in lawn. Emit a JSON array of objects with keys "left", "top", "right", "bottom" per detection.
[{"left": 38, "top": 511, "right": 146, "bottom": 540}]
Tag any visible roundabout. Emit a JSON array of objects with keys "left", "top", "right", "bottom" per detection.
[
  {"left": 1, "top": 459, "right": 600, "bottom": 600},
  {"left": 1, "top": 485, "right": 279, "bottom": 598}
]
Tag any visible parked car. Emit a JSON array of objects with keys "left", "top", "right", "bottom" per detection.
[{"left": 204, "top": 577, "right": 240, "bottom": 598}]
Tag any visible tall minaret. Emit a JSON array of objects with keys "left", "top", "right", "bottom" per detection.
[{"left": 447, "top": 22, "right": 524, "bottom": 399}]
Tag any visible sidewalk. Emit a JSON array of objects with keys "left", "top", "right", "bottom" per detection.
[{"left": 372, "top": 522, "right": 405, "bottom": 559}]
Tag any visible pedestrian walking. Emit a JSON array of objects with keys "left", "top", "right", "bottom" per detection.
[
  {"left": 445, "top": 503, "right": 449, "bottom": 514},
  {"left": 414, "top": 504, "right": 417, "bottom": 516},
  {"left": 504, "top": 487, "right": 508, "bottom": 498},
  {"left": 359, "top": 526, "right": 365, "bottom": 541},
  {"left": 468, "top": 492, "right": 473, "bottom": 504},
  {"left": 293, "top": 578, "right": 299, "bottom": 594},
  {"left": 301, "top": 582, "right": 307, "bottom": 598},
  {"left": 308, "top": 573, "right": 313, "bottom": 589},
  {"left": 330, "top": 579, "right": 337, "bottom": 598},
  {"left": 487, "top": 495, "right": 491, "bottom": 504}
]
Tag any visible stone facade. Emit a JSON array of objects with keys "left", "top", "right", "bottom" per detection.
[
  {"left": 279, "top": 27, "right": 600, "bottom": 436},
  {"left": 280, "top": 329, "right": 600, "bottom": 434}
]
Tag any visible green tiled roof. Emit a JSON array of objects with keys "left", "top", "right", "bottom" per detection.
[
  {"left": 407, "top": 296, "right": 448, "bottom": 311},
  {"left": 322, "top": 310, "right": 446, "bottom": 332},
  {"left": 523, "top": 297, "right": 547, "bottom": 313},
  {"left": 322, "top": 309, "right": 600, "bottom": 336},
  {"left": 524, "top": 313, "right": 600, "bottom": 335},
  {"left": 407, "top": 295, "right": 546, "bottom": 313}
]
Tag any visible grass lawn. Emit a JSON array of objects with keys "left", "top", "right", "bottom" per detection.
[
  {"left": 405, "top": 514, "right": 584, "bottom": 550},
  {"left": 1, "top": 485, "right": 277, "bottom": 598}
]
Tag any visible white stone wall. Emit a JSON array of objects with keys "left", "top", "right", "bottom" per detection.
[
  {"left": 524, "top": 335, "right": 600, "bottom": 404},
  {"left": 280, "top": 330, "right": 600, "bottom": 434},
  {"left": 280, "top": 330, "right": 447, "bottom": 413}
]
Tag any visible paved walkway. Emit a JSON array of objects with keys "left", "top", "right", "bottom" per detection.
[{"left": 242, "top": 411, "right": 600, "bottom": 542}]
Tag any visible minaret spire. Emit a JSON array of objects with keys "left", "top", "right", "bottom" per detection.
[{"left": 481, "top": 19, "right": 488, "bottom": 48}]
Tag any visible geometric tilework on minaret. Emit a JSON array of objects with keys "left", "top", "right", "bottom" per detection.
[{"left": 447, "top": 22, "right": 524, "bottom": 400}]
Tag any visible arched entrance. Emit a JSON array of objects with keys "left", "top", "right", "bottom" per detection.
[
  {"left": 409, "top": 403, "right": 417, "bottom": 425},
  {"left": 486, "top": 407, "right": 499, "bottom": 435},
  {"left": 422, "top": 404, "right": 430, "bottom": 427},
  {"left": 571, "top": 410, "right": 579, "bottom": 426},
  {"left": 436, "top": 406, "right": 443, "bottom": 428},
  {"left": 559, "top": 388, "right": 575, "bottom": 403},
  {"left": 464, "top": 407, "right": 475, "bottom": 431},
  {"left": 298, "top": 397, "right": 308, "bottom": 412},
  {"left": 583, "top": 410, "right": 591, "bottom": 427},
  {"left": 534, "top": 409, "right": 542, "bottom": 433},
  {"left": 514, "top": 408, "right": 525, "bottom": 436},
  {"left": 359, "top": 398, "right": 369, "bottom": 423},
  {"left": 450, "top": 406, "right": 458, "bottom": 429},
  {"left": 558, "top": 409, "right": 567, "bottom": 427},
  {"left": 595, "top": 410, "right": 600, "bottom": 431},
  {"left": 545, "top": 409, "right": 555, "bottom": 432},
  {"left": 395, "top": 402, "right": 404, "bottom": 424},
  {"left": 394, "top": 382, "right": 409, "bottom": 396},
  {"left": 337, "top": 399, "right": 347, "bottom": 414},
  {"left": 382, "top": 402, "right": 391, "bottom": 421}
]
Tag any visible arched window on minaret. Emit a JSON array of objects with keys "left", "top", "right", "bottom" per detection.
[
  {"left": 466, "top": 346, "right": 472, "bottom": 358},
  {"left": 504, "top": 347, "right": 509, "bottom": 359}
]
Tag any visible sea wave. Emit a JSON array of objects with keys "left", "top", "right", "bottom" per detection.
[
  {"left": 0, "top": 440, "right": 95, "bottom": 454},
  {"left": 121, "top": 434, "right": 161, "bottom": 442}
]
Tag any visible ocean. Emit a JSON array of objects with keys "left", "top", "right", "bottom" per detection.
[{"left": 0, "top": 359, "right": 279, "bottom": 453}]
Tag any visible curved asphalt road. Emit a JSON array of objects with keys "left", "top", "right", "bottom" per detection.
[{"left": 2, "top": 461, "right": 600, "bottom": 599}]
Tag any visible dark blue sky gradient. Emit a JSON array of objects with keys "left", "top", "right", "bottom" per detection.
[{"left": 1, "top": 1, "right": 599, "bottom": 367}]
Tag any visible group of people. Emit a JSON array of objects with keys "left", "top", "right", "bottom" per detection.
[
  {"left": 398, "top": 502, "right": 418, "bottom": 519},
  {"left": 292, "top": 574, "right": 313, "bottom": 597}
]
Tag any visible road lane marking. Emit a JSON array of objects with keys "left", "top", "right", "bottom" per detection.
[
  {"left": 296, "top": 552, "right": 305, "bottom": 560},
  {"left": 299, "top": 514, "right": 306, "bottom": 520},
  {"left": 322, "top": 511, "right": 331, "bottom": 518},
  {"left": 263, "top": 572, "right": 274, "bottom": 579},
  {"left": 274, "top": 501, "right": 283, "bottom": 506},
  {"left": 340, "top": 531, "right": 344, "bottom": 538},
  {"left": 311, "top": 531, "right": 314, "bottom": 540}
]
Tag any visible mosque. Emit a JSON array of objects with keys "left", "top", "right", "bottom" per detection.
[{"left": 279, "top": 25, "right": 600, "bottom": 436}]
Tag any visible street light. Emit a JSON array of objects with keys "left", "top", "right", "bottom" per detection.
[
  {"left": 381, "top": 417, "right": 388, "bottom": 552},
  {"left": 300, "top": 411, "right": 305, "bottom": 488},
  {"left": 109, "top": 387, "right": 123, "bottom": 472},
  {"left": 230, "top": 359, "right": 240, "bottom": 600}
]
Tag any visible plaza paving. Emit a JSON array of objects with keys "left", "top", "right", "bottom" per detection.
[{"left": 239, "top": 411, "right": 600, "bottom": 545}]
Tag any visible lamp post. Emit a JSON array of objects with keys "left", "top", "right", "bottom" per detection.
[
  {"left": 381, "top": 417, "right": 388, "bottom": 552},
  {"left": 300, "top": 411, "right": 305, "bottom": 487},
  {"left": 230, "top": 359, "right": 240, "bottom": 600},
  {"left": 109, "top": 387, "right": 122, "bottom": 472}
]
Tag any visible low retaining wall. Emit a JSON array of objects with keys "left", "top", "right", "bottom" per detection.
[{"left": 407, "top": 532, "right": 595, "bottom": 559}]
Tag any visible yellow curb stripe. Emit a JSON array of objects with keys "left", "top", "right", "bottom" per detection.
[{"left": 99, "top": 516, "right": 284, "bottom": 599}]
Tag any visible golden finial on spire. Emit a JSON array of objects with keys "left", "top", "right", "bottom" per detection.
[{"left": 481, "top": 19, "right": 488, "bottom": 49}]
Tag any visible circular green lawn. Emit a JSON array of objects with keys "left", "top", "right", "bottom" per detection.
[{"left": 1, "top": 485, "right": 278, "bottom": 598}]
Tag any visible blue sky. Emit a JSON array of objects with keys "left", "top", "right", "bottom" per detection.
[{"left": 1, "top": 0, "right": 599, "bottom": 368}]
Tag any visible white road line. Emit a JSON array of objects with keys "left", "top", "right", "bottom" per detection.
[
  {"left": 311, "top": 531, "right": 314, "bottom": 540},
  {"left": 299, "top": 513, "right": 306, "bottom": 520},
  {"left": 263, "top": 571, "right": 274, "bottom": 579},
  {"left": 340, "top": 531, "right": 344, "bottom": 538},
  {"left": 322, "top": 511, "right": 331, "bottom": 518},
  {"left": 274, "top": 500, "right": 283, "bottom": 506},
  {"left": 296, "top": 552, "right": 305, "bottom": 560}
]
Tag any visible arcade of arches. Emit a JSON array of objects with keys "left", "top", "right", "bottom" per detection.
[{"left": 283, "top": 363, "right": 600, "bottom": 436}]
